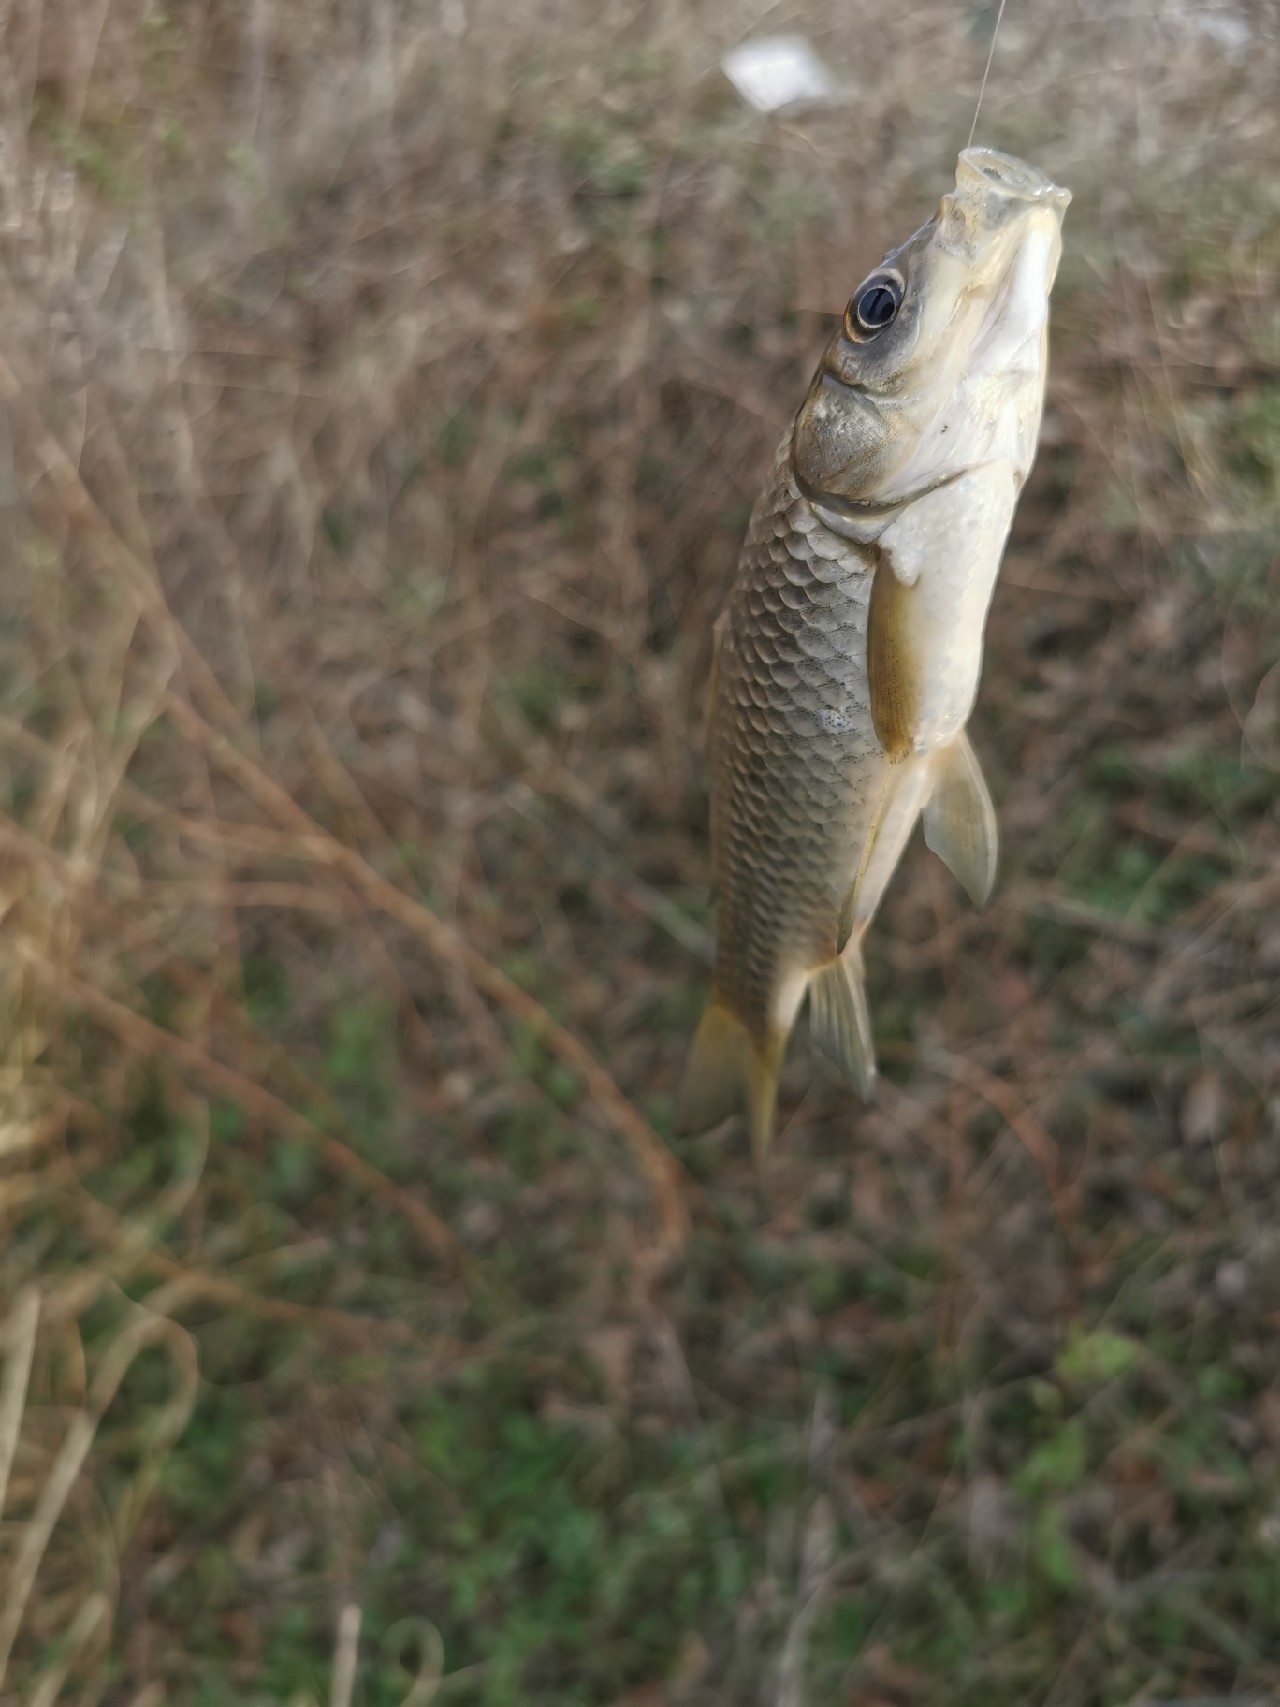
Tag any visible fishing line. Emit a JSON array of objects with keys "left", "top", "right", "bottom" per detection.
[{"left": 967, "top": 0, "right": 1009, "bottom": 148}]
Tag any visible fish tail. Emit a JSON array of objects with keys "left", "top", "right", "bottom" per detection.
[
  {"left": 675, "top": 997, "right": 785, "bottom": 1165},
  {"left": 807, "top": 940, "right": 878, "bottom": 1100}
]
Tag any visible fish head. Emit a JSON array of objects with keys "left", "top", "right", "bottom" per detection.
[{"left": 792, "top": 148, "right": 1070, "bottom": 518}]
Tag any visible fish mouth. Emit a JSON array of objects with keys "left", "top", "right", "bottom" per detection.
[
  {"left": 956, "top": 148, "right": 1071, "bottom": 211},
  {"left": 933, "top": 147, "right": 1069, "bottom": 286}
]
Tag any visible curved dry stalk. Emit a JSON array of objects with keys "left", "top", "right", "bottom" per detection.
[
  {"left": 159, "top": 691, "right": 693, "bottom": 1261},
  {"left": 385, "top": 1617, "right": 446, "bottom": 1707},
  {"left": 0, "top": 1289, "right": 41, "bottom": 1522},
  {"left": 28, "top": 1592, "right": 110, "bottom": 1707},
  {"left": 2, "top": 348, "right": 691, "bottom": 1262},
  {"left": 329, "top": 1603, "right": 362, "bottom": 1707},
  {"left": 0, "top": 1299, "right": 198, "bottom": 1689},
  {"left": 28, "top": 958, "right": 464, "bottom": 1269},
  {"left": 935, "top": 1048, "right": 1077, "bottom": 1241},
  {"left": 56, "top": 1159, "right": 456, "bottom": 1354}
]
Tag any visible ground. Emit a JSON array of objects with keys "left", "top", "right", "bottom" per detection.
[{"left": 0, "top": 2, "right": 1278, "bottom": 1704}]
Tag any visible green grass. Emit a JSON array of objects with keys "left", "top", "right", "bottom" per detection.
[{"left": 104, "top": 1034, "right": 1278, "bottom": 1703}]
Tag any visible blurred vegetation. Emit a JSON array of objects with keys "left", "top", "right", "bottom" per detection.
[{"left": 0, "top": 1, "right": 1277, "bottom": 1705}]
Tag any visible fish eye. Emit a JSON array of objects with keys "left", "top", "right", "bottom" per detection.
[{"left": 846, "top": 274, "right": 903, "bottom": 338}]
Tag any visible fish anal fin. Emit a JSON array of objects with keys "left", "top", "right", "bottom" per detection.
[
  {"left": 923, "top": 733, "right": 998, "bottom": 906},
  {"left": 676, "top": 998, "right": 785, "bottom": 1165},
  {"left": 836, "top": 883, "right": 858, "bottom": 956},
  {"left": 808, "top": 950, "right": 877, "bottom": 1101}
]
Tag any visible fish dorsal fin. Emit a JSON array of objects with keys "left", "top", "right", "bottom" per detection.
[
  {"left": 808, "top": 949, "right": 876, "bottom": 1100},
  {"left": 705, "top": 613, "right": 728, "bottom": 897},
  {"left": 923, "top": 733, "right": 998, "bottom": 906},
  {"left": 704, "top": 612, "right": 727, "bottom": 751}
]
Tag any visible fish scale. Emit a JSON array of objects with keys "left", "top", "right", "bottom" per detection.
[{"left": 713, "top": 432, "right": 878, "bottom": 1037}]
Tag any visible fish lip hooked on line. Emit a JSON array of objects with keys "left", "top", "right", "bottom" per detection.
[
  {"left": 956, "top": 146, "right": 1072, "bottom": 210},
  {"left": 675, "top": 148, "right": 1069, "bottom": 1165},
  {"left": 962, "top": 147, "right": 1071, "bottom": 210}
]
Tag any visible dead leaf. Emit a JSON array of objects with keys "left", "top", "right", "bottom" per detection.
[
  {"left": 585, "top": 1324, "right": 637, "bottom": 1403},
  {"left": 1180, "top": 1068, "right": 1224, "bottom": 1147},
  {"left": 610, "top": 1686, "right": 665, "bottom": 1707}
]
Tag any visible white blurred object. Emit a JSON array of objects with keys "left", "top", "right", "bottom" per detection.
[
  {"left": 721, "top": 37, "right": 836, "bottom": 114},
  {"left": 1163, "top": 1, "right": 1251, "bottom": 56},
  {"left": 1191, "top": 10, "right": 1251, "bottom": 53}
]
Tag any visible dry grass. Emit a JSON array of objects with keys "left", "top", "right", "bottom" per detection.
[{"left": 0, "top": 0, "right": 1277, "bottom": 1702}]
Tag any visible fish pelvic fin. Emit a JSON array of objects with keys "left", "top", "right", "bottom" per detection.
[
  {"left": 841, "top": 756, "right": 933, "bottom": 944},
  {"left": 675, "top": 998, "right": 785, "bottom": 1166},
  {"left": 923, "top": 732, "right": 998, "bottom": 907},
  {"left": 808, "top": 946, "right": 877, "bottom": 1101}
]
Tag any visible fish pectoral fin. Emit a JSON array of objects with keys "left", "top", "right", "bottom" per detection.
[
  {"left": 808, "top": 950, "right": 877, "bottom": 1100},
  {"left": 922, "top": 733, "right": 999, "bottom": 906},
  {"left": 867, "top": 546, "right": 921, "bottom": 763},
  {"left": 675, "top": 999, "right": 784, "bottom": 1164}
]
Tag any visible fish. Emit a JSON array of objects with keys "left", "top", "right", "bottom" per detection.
[{"left": 677, "top": 147, "right": 1070, "bottom": 1161}]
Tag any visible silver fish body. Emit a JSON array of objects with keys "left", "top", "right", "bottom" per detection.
[{"left": 678, "top": 149, "right": 1070, "bottom": 1157}]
